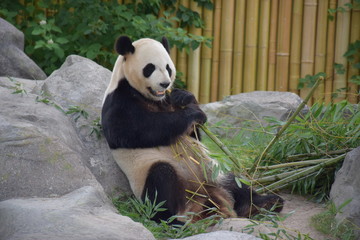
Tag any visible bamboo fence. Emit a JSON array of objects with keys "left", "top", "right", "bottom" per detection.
[
  {"left": 32, "top": 0, "right": 359, "bottom": 104},
  {"left": 176, "top": 0, "right": 359, "bottom": 104}
]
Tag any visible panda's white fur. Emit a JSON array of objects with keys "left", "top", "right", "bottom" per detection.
[
  {"left": 103, "top": 38, "right": 176, "bottom": 103},
  {"left": 102, "top": 36, "right": 284, "bottom": 223}
]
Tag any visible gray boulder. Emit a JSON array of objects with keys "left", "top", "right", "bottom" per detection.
[
  {"left": 201, "top": 91, "right": 306, "bottom": 137},
  {"left": 330, "top": 147, "right": 360, "bottom": 237},
  {"left": 0, "top": 186, "right": 155, "bottom": 240},
  {"left": 39, "top": 54, "right": 129, "bottom": 196},
  {"left": 0, "top": 82, "right": 102, "bottom": 200},
  {"left": 0, "top": 55, "right": 130, "bottom": 200},
  {"left": 174, "top": 231, "right": 261, "bottom": 240},
  {"left": 0, "top": 18, "right": 46, "bottom": 80}
]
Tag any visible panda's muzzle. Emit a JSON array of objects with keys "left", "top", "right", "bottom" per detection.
[
  {"left": 147, "top": 87, "right": 166, "bottom": 97},
  {"left": 147, "top": 82, "right": 170, "bottom": 98}
]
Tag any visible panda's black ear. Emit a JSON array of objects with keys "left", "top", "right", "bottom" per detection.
[
  {"left": 161, "top": 37, "right": 170, "bottom": 54},
  {"left": 115, "top": 36, "right": 135, "bottom": 55}
]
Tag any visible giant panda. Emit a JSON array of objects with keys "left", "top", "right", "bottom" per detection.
[{"left": 101, "top": 36, "right": 284, "bottom": 223}]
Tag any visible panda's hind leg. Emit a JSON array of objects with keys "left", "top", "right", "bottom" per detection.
[
  {"left": 220, "top": 173, "right": 284, "bottom": 217},
  {"left": 142, "top": 162, "right": 186, "bottom": 223}
]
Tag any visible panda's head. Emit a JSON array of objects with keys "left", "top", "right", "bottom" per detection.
[{"left": 115, "top": 36, "right": 176, "bottom": 101}]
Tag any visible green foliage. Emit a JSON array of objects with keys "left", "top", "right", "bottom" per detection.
[
  {"left": 328, "top": 0, "right": 360, "bottom": 21},
  {"left": 262, "top": 101, "right": 359, "bottom": 200},
  {"left": 298, "top": 72, "right": 326, "bottom": 89},
  {"left": 0, "top": 0, "right": 212, "bottom": 76},
  {"left": 203, "top": 98, "right": 359, "bottom": 201},
  {"left": 311, "top": 200, "right": 356, "bottom": 240},
  {"left": 65, "top": 105, "right": 89, "bottom": 122},
  {"left": 7, "top": 77, "right": 27, "bottom": 96},
  {"left": 112, "top": 194, "right": 222, "bottom": 239}
]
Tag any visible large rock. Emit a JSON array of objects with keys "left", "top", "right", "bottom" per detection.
[
  {"left": 201, "top": 91, "right": 306, "bottom": 137},
  {"left": 0, "top": 18, "right": 46, "bottom": 80},
  {"left": 0, "top": 186, "right": 155, "bottom": 240},
  {"left": 174, "top": 231, "right": 261, "bottom": 240},
  {"left": 39, "top": 55, "right": 129, "bottom": 196},
  {"left": 0, "top": 83, "right": 102, "bottom": 200},
  {"left": 0, "top": 56, "right": 130, "bottom": 200},
  {"left": 330, "top": 147, "right": 360, "bottom": 236}
]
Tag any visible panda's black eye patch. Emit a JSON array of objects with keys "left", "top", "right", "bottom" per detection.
[
  {"left": 143, "top": 63, "right": 156, "bottom": 78},
  {"left": 166, "top": 64, "right": 172, "bottom": 77}
]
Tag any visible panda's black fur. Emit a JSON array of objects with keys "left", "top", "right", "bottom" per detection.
[{"left": 102, "top": 36, "right": 284, "bottom": 223}]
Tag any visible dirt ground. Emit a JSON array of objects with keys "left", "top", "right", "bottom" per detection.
[
  {"left": 279, "top": 193, "right": 331, "bottom": 239},
  {"left": 211, "top": 193, "right": 332, "bottom": 239}
]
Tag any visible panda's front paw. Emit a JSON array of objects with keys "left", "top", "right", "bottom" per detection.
[
  {"left": 170, "top": 89, "right": 198, "bottom": 107},
  {"left": 185, "top": 104, "right": 207, "bottom": 125}
]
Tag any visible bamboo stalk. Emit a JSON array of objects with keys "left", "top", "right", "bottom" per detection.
[
  {"left": 313, "top": 0, "right": 329, "bottom": 103},
  {"left": 267, "top": 0, "right": 279, "bottom": 91},
  {"left": 250, "top": 76, "right": 323, "bottom": 173},
  {"left": 199, "top": 6, "right": 213, "bottom": 104},
  {"left": 275, "top": 0, "right": 292, "bottom": 91},
  {"left": 187, "top": 1, "right": 202, "bottom": 99},
  {"left": 325, "top": 0, "right": 337, "bottom": 103},
  {"left": 199, "top": 125, "right": 243, "bottom": 171},
  {"left": 257, "top": 154, "right": 345, "bottom": 193},
  {"left": 333, "top": 0, "right": 351, "bottom": 102},
  {"left": 287, "top": 148, "right": 353, "bottom": 161},
  {"left": 210, "top": 0, "right": 222, "bottom": 102},
  {"left": 300, "top": 0, "right": 318, "bottom": 105},
  {"left": 232, "top": 0, "right": 246, "bottom": 94},
  {"left": 176, "top": 0, "right": 190, "bottom": 86},
  {"left": 255, "top": 154, "right": 346, "bottom": 170},
  {"left": 289, "top": 0, "right": 304, "bottom": 94},
  {"left": 168, "top": 1, "right": 178, "bottom": 67},
  {"left": 256, "top": 0, "right": 271, "bottom": 90},
  {"left": 347, "top": 2, "right": 360, "bottom": 103},
  {"left": 218, "top": 0, "right": 235, "bottom": 99},
  {"left": 255, "top": 167, "right": 312, "bottom": 183},
  {"left": 243, "top": 0, "right": 260, "bottom": 92}
]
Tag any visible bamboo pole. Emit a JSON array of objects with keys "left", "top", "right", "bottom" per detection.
[
  {"left": 169, "top": 1, "right": 178, "bottom": 67},
  {"left": 232, "top": 0, "right": 246, "bottom": 94},
  {"left": 250, "top": 76, "right": 323, "bottom": 173},
  {"left": 199, "top": 6, "right": 213, "bottom": 103},
  {"left": 275, "top": 0, "right": 292, "bottom": 91},
  {"left": 243, "top": 0, "right": 260, "bottom": 92},
  {"left": 300, "top": 0, "right": 318, "bottom": 105},
  {"left": 257, "top": 154, "right": 346, "bottom": 193},
  {"left": 218, "top": 0, "right": 235, "bottom": 99},
  {"left": 210, "top": 0, "right": 222, "bottom": 102},
  {"left": 176, "top": 0, "right": 190, "bottom": 86},
  {"left": 256, "top": 154, "right": 346, "bottom": 170},
  {"left": 256, "top": 0, "right": 271, "bottom": 90},
  {"left": 325, "top": 0, "right": 337, "bottom": 103},
  {"left": 313, "top": 0, "right": 329, "bottom": 103},
  {"left": 256, "top": 167, "right": 311, "bottom": 184},
  {"left": 187, "top": 1, "right": 202, "bottom": 99},
  {"left": 267, "top": 0, "right": 279, "bottom": 91},
  {"left": 333, "top": 0, "right": 351, "bottom": 102},
  {"left": 347, "top": 2, "right": 360, "bottom": 103},
  {"left": 289, "top": 0, "right": 304, "bottom": 94}
]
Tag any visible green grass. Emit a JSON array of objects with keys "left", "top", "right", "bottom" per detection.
[
  {"left": 202, "top": 101, "right": 360, "bottom": 201},
  {"left": 112, "top": 194, "right": 222, "bottom": 240},
  {"left": 311, "top": 201, "right": 357, "bottom": 240}
]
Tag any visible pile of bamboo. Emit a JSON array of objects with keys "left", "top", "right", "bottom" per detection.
[{"left": 170, "top": 0, "right": 359, "bottom": 105}]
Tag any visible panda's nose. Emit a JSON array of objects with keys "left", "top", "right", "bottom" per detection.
[{"left": 160, "top": 82, "right": 170, "bottom": 89}]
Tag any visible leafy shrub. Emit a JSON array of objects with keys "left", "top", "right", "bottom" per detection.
[{"left": 0, "top": 0, "right": 212, "bottom": 76}]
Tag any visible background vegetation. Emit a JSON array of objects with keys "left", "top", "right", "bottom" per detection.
[{"left": 0, "top": 0, "right": 212, "bottom": 86}]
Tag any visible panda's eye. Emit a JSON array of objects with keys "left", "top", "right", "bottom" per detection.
[
  {"left": 143, "top": 63, "right": 155, "bottom": 78},
  {"left": 166, "top": 64, "right": 172, "bottom": 77}
]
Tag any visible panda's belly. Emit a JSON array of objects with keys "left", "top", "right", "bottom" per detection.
[{"left": 111, "top": 136, "right": 214, "bottom": 199}]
